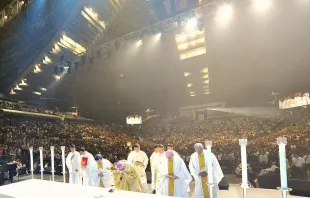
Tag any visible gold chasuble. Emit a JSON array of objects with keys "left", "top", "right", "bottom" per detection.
[
  {"left": 168, "top": 159, "right": 174, "bottom": 196},
  {"left": 198, "top": 153, "right": 209, "bottom": 198},
  {"left": 98, "top": 163, "right": 104, "bottom": 187}
]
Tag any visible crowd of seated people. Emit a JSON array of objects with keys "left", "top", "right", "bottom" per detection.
[
  {"left": 0, "top": 115, "right": 151, "bottom": 176},
  {"left": 128, "top": 108, "right": 310, "bottom": 178},
  {"left": 1, "top": 107, "right": 310, "bottom": 185}
]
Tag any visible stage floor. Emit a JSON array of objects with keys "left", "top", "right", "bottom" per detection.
[
  {"left": 0, "top": 179, "right": 306, "bottom": 198},
  {"left": 216, "top": 184, "right": 305, "bottom": 198}
]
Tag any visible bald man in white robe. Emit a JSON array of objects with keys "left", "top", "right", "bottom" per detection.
[
  {"left": 189, "top": 143, "right": 224, "bottom": 198},
  {"left": 156, "top": 150, "right": 192, "bottom": 197}
]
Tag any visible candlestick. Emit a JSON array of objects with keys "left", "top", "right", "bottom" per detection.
[
  {"left": 61, "top": 146, "right": 66, "bottom": 183},
  {"left": 277, "top": 137, "right": 290, "bottom": 198},
  {"left": 39, "top": 147, "right": 44, "bottom": 180},
  {"left": 239, "top": 139, "right": 248, "bottom": 198},
  {"left": 29, "top": 147, "right": 34, "bottom": 179},
  {"left": 50, "top": 146, "right": 55, "bottom": 181},
  {"left": 205, "top": 140, "right": 214, "bottom": 198}
]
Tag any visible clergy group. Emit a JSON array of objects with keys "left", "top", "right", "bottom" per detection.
[{"left": 65, "top": 143, "right": 224, "bottom": 198}]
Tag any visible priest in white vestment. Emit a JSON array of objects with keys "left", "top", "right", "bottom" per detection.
[
  {"left": 156, "top": 150, "right": 192, "bottom": 197},
  {"left": 92, "top": 154, "right": 115, "bottom": 188},
  {"left": 66, "top": 144, "right": 81, "bottom": 184},
  {"left": 150, "top": 144, "right": 159, "bottom": 193},
  {"left": 127, "top": 143, "right": 149, "bottom": 192},
  {"left": 80, "top": 147, "right": 96, "bottom": 186},
  {"left": 150, "top": 144, "right": 159, "bottom": 170},
  {"left": 189, "top": 143, "right": 224, "bottom": 198},
  {"left": 152, "top": 144, "right": 166, "bottom": 193}
]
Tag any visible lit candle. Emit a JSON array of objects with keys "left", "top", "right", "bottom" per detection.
[
  {"left": 277, "top": 137, "right": 288, "bottom": 190},
  {"left": 239, "top": 139, "right": 248, "bottom": 198},
  {"left": 205, "top": 140, "right": 214, "bottom": 198},
  {"left": 29, "top": 147, "right": 34, "bottom": 179},
  {"left": 50, "top": 146, "right": 55, "bottom": 181},
  {"left": 39, "top": 147, "right": 44, "bottom": 180},
  {"left": 61, "top": 146, "right": 66, "bottom": 183},
  {"left": 239, "top": 139, "right": 248, "bottom": 188}
]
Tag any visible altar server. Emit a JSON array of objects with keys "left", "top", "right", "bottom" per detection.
[
  {"left": 80, "top": 147, "right": 96, "bottom": 186},
  {"left": 92, "top": 154, "right": 114, "bottom": 188},
  {"left": 156, "top": 150, "right": 192, "bottom": 197},
  {"left": 66, "top": 144, "right": 81, "bottom": 184},
  {"left": 189, "top": 143, "right": 224, "bottom": 198},
  {"left": 127, "top": 143, "right": 148, "bottom": 192},
  {"left": 114, "top": 161, "right": 140, "bottom": 192}
]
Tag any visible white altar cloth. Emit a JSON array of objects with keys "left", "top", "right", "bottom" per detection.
[{"left": 0, "top": 179, "right": 170, "bottom": 198}]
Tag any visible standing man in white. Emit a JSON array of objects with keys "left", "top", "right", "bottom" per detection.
[
  {"left": 127, "top": 143, "right": 149, "bottom": 192},
  {"left": 66, "top": 144, "right": 81, "bottom": 184},
  {"left": 189, "top": 143, "right": 224, "bottom": 198},
  {"left": 156, "top": 150, "right": 192, "bottom": 197},
  {"left": 152, "top": 144, "right": 166, "bottom": 193},
  {"left": 92, "top": 154, "right": 114, "bottom": 188},
  {"left": 150, "top": 144, "right": 159, "bottom": 194},
  {"left": 80, "top": 147, "right": 96, "bottom": 186}
]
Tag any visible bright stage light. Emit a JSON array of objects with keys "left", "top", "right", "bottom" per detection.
[
  {"left": 10, "top": 89, "right": 16, "bottom": 95},
  {"left": 187, "top": 83, "right": 193, "bottom": 88},
  {"left": 190, "top": 94, "right": 196, "bottom": 97},
  {"left": 33, "top": 92, "right": 41, "bottom": 96},
  {"left": 19, "top": 79, "right": 28, "bottom": 86},
  {"left": 202, "top": 74, "right": 209, "bottom": 79},
  {"left": 186, "top": 18, "right": 197, "bottom": 31},
  {"left": 54, "top": 74, "right": 61, "bottom": 81},
  {"left": 136, "top": 40, "right": 143, "bottom": 46},
  {"left": 253, "top": 0, "right": 271, "bottom": 12},
  {"left": 14, "top": 85, "right": 22, "bottom": 91},
  {"left": 216, "top": 4, "right": 233, "bottom": 23},
  {"left": 184, "top": 72, "right": 191, "bottom": 77},
  {"left": 201, "top": 67, "right": 208, "bottom": 74},
  {"left": 155, "top": 33, "right": 162, "bottom": 40}
]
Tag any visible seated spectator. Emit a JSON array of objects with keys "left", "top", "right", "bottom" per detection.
[
  {"left": 259, "top": 162, "right": 279, "bottom": 176},
  {"left": 259, "top": 153, "right": 269, "bottom": 164}
]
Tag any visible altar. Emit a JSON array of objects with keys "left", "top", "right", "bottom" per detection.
[
  {"left": 0, "top": 179, "right": 168, "bottom": 198},
  {"left": 0, "top": 180, "right": 305, "bottom": 198}
]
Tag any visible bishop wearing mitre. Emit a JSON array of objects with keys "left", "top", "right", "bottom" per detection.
[
  {"left": 66, "top": 144, "right": 81, "bottom": 184},
  {"left": 189, "top": 143, "right": 224, "bottom": 198},
  {"left": 92, "top": 154, "right": 114, "bottom": 188},
  {"left": 156, "top": 150, "right": 192, "bottom": 197},
  {"left": 127, "top": 143, "right": 149, "bottom": 192},
  {"left": 114, "top": 160, "right": 141, "bottom": 192}
]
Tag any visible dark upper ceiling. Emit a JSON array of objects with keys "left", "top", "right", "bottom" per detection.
[
  {"left": 1, "top": 0, "right": 310, "bottom": 123},
  {"left": 0, "top": 0, "right": 13, "bottom": 10}
]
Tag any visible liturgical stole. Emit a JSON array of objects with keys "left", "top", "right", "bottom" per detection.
[
  {"left": 198, "top": 153, "right": 209, "bottom": 198},
  {"left": 168, "top": 159, "right": 174, "bottom": 196},
  {"left": 98, "top": 163, "right": 104, "bottom": 188}
]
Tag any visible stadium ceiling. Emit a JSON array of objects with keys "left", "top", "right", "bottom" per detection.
[{"left": 1, "top": 0, "right": 158, "bottom": 99}]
